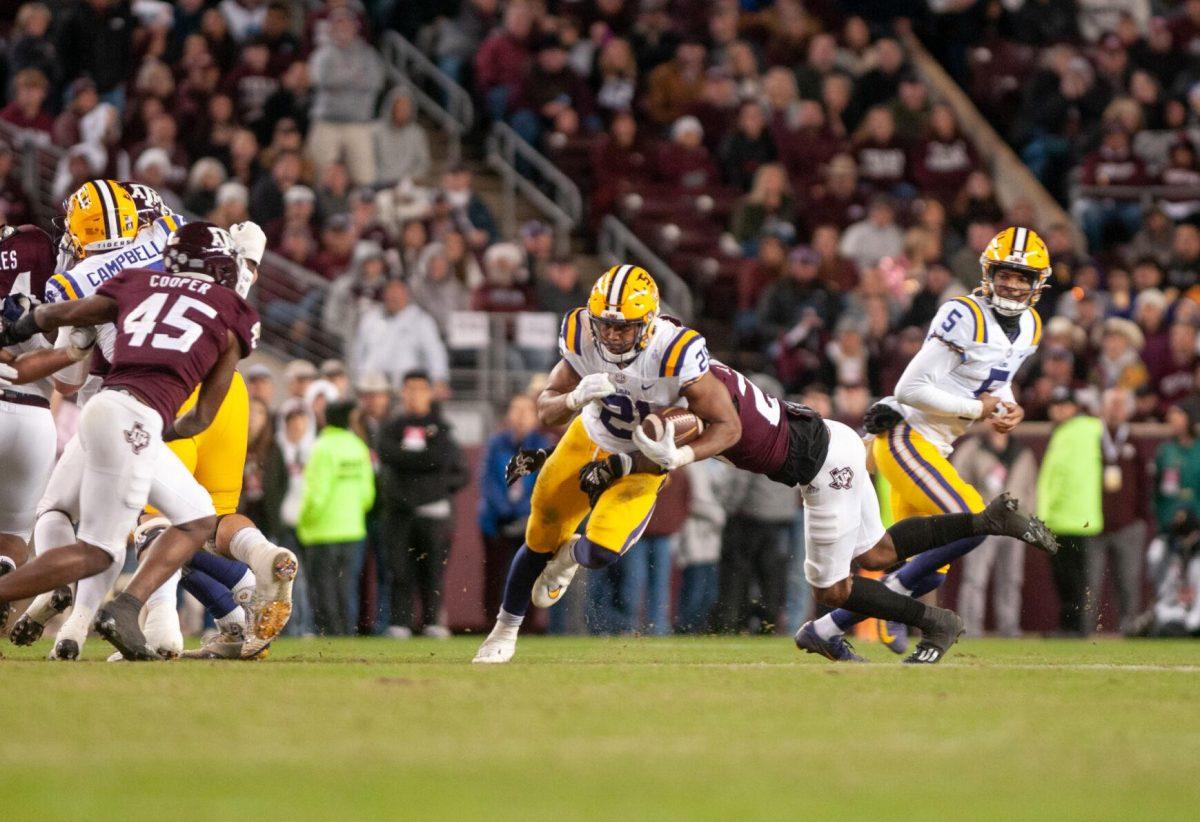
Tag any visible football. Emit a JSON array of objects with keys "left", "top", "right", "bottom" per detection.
[{"left": 640, "top": 406, "right": 705, "bottom": 446}]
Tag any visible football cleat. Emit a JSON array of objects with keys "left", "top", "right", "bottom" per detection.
[
  {"left": 472, "top": 625, "right": 518, "bottom": 664},
  {"left": 530, "top": 536, "right": 581, "bottom": 609},
  {"left": 794, "top": 621, "right": 867, "bottom": 662},
  {"left": 94, "top": 593, "right": 160, "bottom": 661},
  {"left": 49, "top": 638, "right": 80, "bottom": 661},
  {"left": 241, "top": 546, "right": 297, "bottom": 659},
  {"left": 903, "top": 608, "right": 965, "bottom": 665},
  {"left": 422, "top": 624, "right": 452, "bottom": 639},
  {"left": 876, "top": 618, "right": 909, "bottom": 655},
  {"left": 180, "top": 630, "right": 270, "bottom": 661},
  {"left": 976, "top": 492, "right": 1059, "bottom": 555},
  {"left": 0, "top": 558, "right": 12, "bottom": 628},
  {"left": 9, "top": 586, "right": 73, "bottom": 646}
]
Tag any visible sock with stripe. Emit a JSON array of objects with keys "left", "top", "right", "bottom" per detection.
[{"left": 188, "top": 550, "right": 252, "bottom": 590}]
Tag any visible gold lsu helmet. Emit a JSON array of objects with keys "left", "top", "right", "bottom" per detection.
[
  {"left": 64, "top": 179, "right": 139, "bottom": 259},
  {"left": 979, "top": 226, "right": 1052, "bottom": 316},
  {"left": 587, "top": 264, "right": 660, "bottom": 364}
]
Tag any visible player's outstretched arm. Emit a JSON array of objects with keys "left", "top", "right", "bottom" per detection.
[
  {"left": 678, "top": 371, "right": 742, "bottom": 462},
  {"left": 171, "top": 330, "right": 241, "bottom": 440},
  {"left": 0, "top": 294, "right": 117, "bottom": 347}
]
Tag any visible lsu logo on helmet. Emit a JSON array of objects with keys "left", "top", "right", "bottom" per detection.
[
  {"left": 587, "top": 264, "right": 660, "bottom": 364},
  {"left": 979, "top": 226, "right": 1052, "bottom": 316},
  {"left": 64, "top": 179, "right": 139, "bottom": 259}
]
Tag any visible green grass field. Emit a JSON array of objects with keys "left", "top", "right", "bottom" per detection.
[{"left": 2, "top": 635, "right": 1197, "bottom": 820}]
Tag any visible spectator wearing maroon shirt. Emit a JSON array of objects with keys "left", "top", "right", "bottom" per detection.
[
  {"left": 718, "top": 101, "right": 777, "bottom": 191},
  {"left": 652, "top": 116, "right": 719, "bottom": 191},
  {"left": 684, "top": 67, "right": 739, "bottom": 154},
  {"left": 510, "top": 36, "right": 596, "bottom": 149},
  {"left": 129, "top": 114, "right": 189, "bottom": 189},
  {"left": 0, "top": 69, "right": 54, "bottom": 140},
  {"left": 1157, "top": 140, "right": 1200, "bottom": 223},
  {"left": 806, "top": 153, "right": 867, "bottom": 230},
  {"left": 812, "top": 223, "right": 859, "bottom": 294},
  {"left": 588, "top": 111, "right": 649, "bottom": 223},
  {"left": 266, "top": 185, "right": 318, "bottom": 247},
  {"left": 1074, "top": 125, "right": 1150, "bottom": 251},
  {"left": 735, "top": 231, "right": 787, "bottom": 344},
  {"left": 1148, "top": 322, "right": 1199, "bottom": 417},
  {"left": 474, "top": 1, "right": 535, "bottom": 121},
  {"left": 221, "top": 39, "right": 281, "bottom": 135},
  {"left": 312, "top": 214, "right": 358, "bottom": 281},
  {"left": 771, "top": 99, "right": 842, "bottom": 190},
  {"left": 910, "top": 104, "right": 980, "bottom": 206},
  {"left": 852, "top": 106, "right": 910, "bottom": 197},
  {"left": 472, "top": 243, "right": 534, "bottom": 313}
]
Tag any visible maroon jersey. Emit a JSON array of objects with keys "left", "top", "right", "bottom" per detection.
[
  {"left": 96, "top": 268, "right": 260, "bottom": 428},
  {"left": 0, "top": 224, "right": 54, "bottom": 300},
  {"left": 710, "top": 360, "right": 829, "bottom": 487}
]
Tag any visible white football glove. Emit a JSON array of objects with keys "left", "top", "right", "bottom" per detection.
[
  {"left": 0, "top": 361, "right": 16, "bottom": 387},
  {"left": 633, "top": 420, "right": 695, "bottom": 471},
  {"left": 230, "top": 221, "right": 267, "bottom": 265},
  {"left": 566, "top": 373, "right": 616, "bottom": 411}
]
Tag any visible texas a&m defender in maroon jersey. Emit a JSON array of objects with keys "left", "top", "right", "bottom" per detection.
[
  {"left": 0, "top": 223, "right": 94, "bottom": 574},
  {"left": 0, "top": 222, "right": 260, "bottom": 658},
  {"left": 555, "top": 359, "right": 1056, "bottom": 665}
]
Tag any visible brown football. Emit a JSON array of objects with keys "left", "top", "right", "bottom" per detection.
[{"left": 640, "top": 406, "right": 705, "bottom": 446}]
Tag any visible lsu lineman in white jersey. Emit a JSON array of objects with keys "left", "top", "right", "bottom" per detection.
[{"left": 474, "top": 264, "right": 746, "bottom": 664}]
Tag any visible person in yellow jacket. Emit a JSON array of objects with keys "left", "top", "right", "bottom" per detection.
[{"left": 297, "top": 399, "right": 376, "bottom": 635}]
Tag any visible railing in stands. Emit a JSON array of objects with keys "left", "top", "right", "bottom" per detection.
[
  {"left": 485, "top": 121, "right": 582, "bottom": 257},
  {"left": 598, "top": 215, "right": 695, "bottom": 322},
  {"left": 1072, "top": 184, "right": 1200, "bottom": 204},
  {"left": 380, "top": 31, "right": 474, "bottom": 166},
  {"left": 0, "top": 123, "right": 63, "bottom": 228}
]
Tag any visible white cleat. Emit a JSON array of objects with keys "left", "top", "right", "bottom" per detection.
[
  {"left": 242, "top": 546, "right": 297, "bottom": 658},
  {"left": 531, "top": 536, "right": 581, "bottom": 609},
  {"left": 472, "top": 630, "right": 517, "bottom": 664}
]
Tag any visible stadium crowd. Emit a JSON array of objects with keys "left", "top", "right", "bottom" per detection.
[{"left": 0, "top": 0, "right": 1197, "bottom": 640}]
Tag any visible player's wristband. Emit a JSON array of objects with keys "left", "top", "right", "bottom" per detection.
[{"left": 675, "top": 445, "right": 695, "bottom": 469}]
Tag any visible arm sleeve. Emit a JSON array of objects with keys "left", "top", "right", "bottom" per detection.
[
  {"left": 894, "top": 337, "right": 984, "bottom": 419},
  {"left": 674, "top": 331, "right": 710, "bottom": 386}
]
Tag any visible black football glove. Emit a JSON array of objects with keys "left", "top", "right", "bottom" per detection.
[
  {"left": 578, "top": 453, "right": 634, "bottom": 507},
  {"left": 505, "top": 447, "right": 551, "bottom": 487},
  {"left": 0, "top": 296, "right": 41, "bottom": 348},
  {"left": 863, "top": 401, "right": 904, "bottom": 435}
]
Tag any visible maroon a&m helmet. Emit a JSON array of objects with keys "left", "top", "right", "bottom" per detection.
[{"left": 163, "top": 221, "right": 240, "bottom": 291}]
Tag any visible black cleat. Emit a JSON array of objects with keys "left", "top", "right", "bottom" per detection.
[
  {"left": 10, "top": 586, "right": 74, "bottom": 646},
  {"left": 904, "top": 608, "right": 965, "bottom": 665},
  {"left": 94, "top": 594, "right": 159, "bottom": 661},
  {"left": 975, "top": 492, "right": 1059, "bottom": 555},
  {"left": 51, "top": 638, "right": 79, "bottom": 660}
]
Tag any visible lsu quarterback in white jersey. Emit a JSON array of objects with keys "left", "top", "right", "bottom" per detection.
[
  {"left": 806, "top": 226, "right": 1052, "bottom": 660},
  {"left": 473, "top": 264, "right": 742, "bottom": 663}
]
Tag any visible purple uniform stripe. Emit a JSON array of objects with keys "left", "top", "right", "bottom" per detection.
[
  {"left": 618, "top": 503, "right": 658, "bottom": 555},
  {"left": 887, "top": 427, "right": 951, "bottom": 514},
  {"left": 901, "top": 426, "right": 970, "bottom": 512}
]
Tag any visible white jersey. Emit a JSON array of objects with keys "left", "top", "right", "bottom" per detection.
[
  {"left": 558, "top": 310, "right": 710, "bottom": 453},
  {"left": 44, "top": 214, "right": 185, "bottom": 361},
  {"left": 897, "top": 293, "right": 1042, "bottom": 454}
]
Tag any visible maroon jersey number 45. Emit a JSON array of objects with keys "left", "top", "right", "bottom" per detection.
[{"left": 95, "top": 267, "right": 260, "bottom": 428}]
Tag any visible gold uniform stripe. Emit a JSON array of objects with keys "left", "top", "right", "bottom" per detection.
[
  {"left": 953, "top": 297, "right": 986, "bottom": 344},
  {"left": 51, "top": 273, "right": 80, "bottom": 300},
  {"left": 564, "top": 308, "right": 583, "bottom": 354},
  {"left": 664, "top": 329, "right": 699, "bottom": 377},
  {"left": 1031, "top": 308, "right": 1043, "bottom": 346}
]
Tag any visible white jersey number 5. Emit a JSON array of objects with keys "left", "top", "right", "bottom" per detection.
[{"left": 123, "top": 292, "right": 217, "bottom": 352}]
